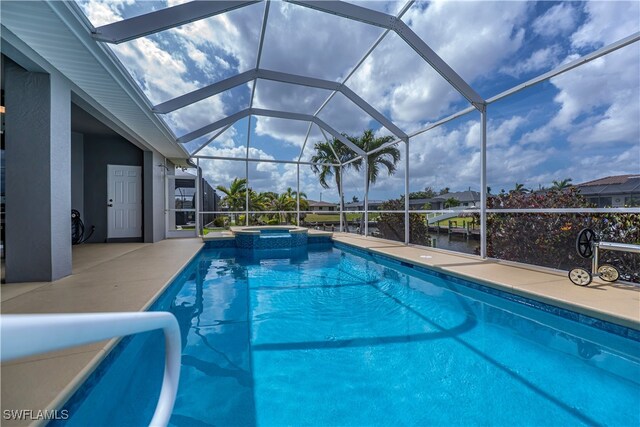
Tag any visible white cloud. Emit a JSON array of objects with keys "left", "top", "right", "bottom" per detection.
[
  {"left": 521, "top": 46, "right": 640, "bottom": 149},
  {"left": 525, "top": 146, "right": 640, "bottom": 188},
  {"left": 349, "top": 1, "right": 529, "bottom": 131},
  {"left": 253, "top": 79, "right": 331, "bottom": 116},
  {"left": 79, "top": 0, "right": 638, "bottom": 201},
  {"left": 171, "top": 3, "right": 262, "bottom": 73},
  {"left": 317, "top": 92, "right": 374, "bottom": 136},
  {"left": 405, "top": 1, "right": 529, "bottom": 82},
  {"left": 520, "top": 2, "right": 639, "bottom": 153},
  {"left": 78, "top": 0, "right": 134, "bottom": 26},
  {"left": 254, "top": 116, "right": 312, "bottom": 149},
  {"left": 402, "top": 118, "right": 482, "bottom": 193},
  {"left": 500, "top": 45, "right": 562, "bottom": 78},
  {"left": 260, "top": 2, "right": 383, "bottom": 81},
  {"left": 572, "top": 1, "right": 640, "bottom": 48},
  {"left": 185, "top": 42, "right": 209, "bottom": 72},
  {"left": 81, "top": 0, "right": 262, "bottom": 138},
  {"left": 532, "top": 3, "right": 580, "bottom": 38}
]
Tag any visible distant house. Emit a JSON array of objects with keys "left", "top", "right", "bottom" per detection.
[
  {"left": 576, "top": 175, "right": 640, "bottom": 207},
  {"left": 410, "top": 190, "right": 480, "bottom": 210},
  {"left": 307, "top": 200, "right": 338, "bottom": 212},
  {"left": 344, "top": 200, "right": 385, "bottom": 211}
]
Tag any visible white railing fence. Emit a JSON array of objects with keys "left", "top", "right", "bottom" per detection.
[{"left": 0, "top": 312, "right": 181, "bottom": 427}]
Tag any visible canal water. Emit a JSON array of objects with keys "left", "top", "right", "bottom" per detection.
[
  {"left": 349, "top": 226, "right": 479, "bottom": 255},
  {"left": 428, "top": 235, "right": 479, "bottom": 254}
]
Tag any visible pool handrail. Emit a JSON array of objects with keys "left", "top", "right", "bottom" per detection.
[{"left": 0, "top": 312, "right": 181, "bottom": 427}]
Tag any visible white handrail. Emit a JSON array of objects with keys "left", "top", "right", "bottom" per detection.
[{"left": 0, "top": 312, "right": 181, "bottom": 427}]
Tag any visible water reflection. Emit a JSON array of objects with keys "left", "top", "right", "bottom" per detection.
[{"left": 63, "top": 244, "right": 639, "bottom": 427}]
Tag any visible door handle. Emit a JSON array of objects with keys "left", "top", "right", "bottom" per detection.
[{"left": 108, "top": 203, "right": 113, "bottom": 207}]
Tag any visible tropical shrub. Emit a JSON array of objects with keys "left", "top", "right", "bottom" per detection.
[
  {"left": 480, "top": 188, "right": 639, "bottom": 283},
  {"left": 377, "top": 198, "right": 430, "bottom": 245}
]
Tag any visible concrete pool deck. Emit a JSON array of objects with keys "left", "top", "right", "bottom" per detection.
[
  {"left": 0, "top": 239, "right": 203, "bottom": 426},
  {"left": 1, "top": 233, "right": 638, "bottom": 425}
]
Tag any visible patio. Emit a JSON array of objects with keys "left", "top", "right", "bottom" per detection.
[{"left": 0, "top": 0, "right": 638, "bottom": 425}]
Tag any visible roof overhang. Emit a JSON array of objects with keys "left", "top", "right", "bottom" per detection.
[{"left": 0, "top": 1, "right": 188, "bottom": 158}]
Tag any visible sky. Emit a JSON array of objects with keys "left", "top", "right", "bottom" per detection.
[{"left": 79, "top": 0, "right": 640, "bottom": 203}]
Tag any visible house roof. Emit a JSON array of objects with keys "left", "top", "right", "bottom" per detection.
[
  {"left": 307, "top": 200, "right": 338, "bottom": 207},
  {"left": 577, "top": 175, "right": 640, "bottom": 186},
  {"left": 410, "top": 190, "right": 480, "bottom": 204},
  {"left": 576, "top": 175, "right": 640, "bottom": 196},
  {"left": 344, "top": 200, "right": 385, "bottom": 207}
]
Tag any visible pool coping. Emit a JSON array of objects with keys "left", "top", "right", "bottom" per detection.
[
  {"left": 52, "top": 249, "right": 204, "bottom": 425},
  {"left": 49, "top": 247, "right": 204, "bottom": 426},
  {"left": 1, "top": 240, "right": 204, "bottom": 427},
  {"left": 202, "top": 228, "right": 333, "bottom": 242},
  {"left": 230, "top": 225, "right": 308, "bottom": 234}
]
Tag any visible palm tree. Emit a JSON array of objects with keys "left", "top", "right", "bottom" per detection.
[
  {"left": 311, "top": 137, "right": 355, "bottom": 230},
  {"left": 311, "top": 130, "right": 401, "bottom": 233},
  {"left": 247, "top": 189, "right": 269, "bottom": 225},
  {"left": 352, "top": 130, "right": 401, "bottom": 233},
  {"left": 551, "top": 178, "right": 573, "bottom": 190},
  {"left": 511, "top": 182, "right": 528, "bottom": 194},
  {"left": 282, "top": 187, "right": 309, "bottom": 223},
  {"left": 352, "top": 130, "right": 400, "bottom": 186},
  {"left": 270, "top": 192, "right": 297, "bottom": 224},
  {"left": 216, "top": 178, "right": 247, "bottom": 225}
]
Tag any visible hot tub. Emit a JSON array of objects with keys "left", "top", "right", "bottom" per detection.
[{"left": 231, "top": 226, "right": 308, "bottom": 249}]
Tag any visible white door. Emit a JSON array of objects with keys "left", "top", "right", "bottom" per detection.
[{"left": 107, "top": 165, "right": 142, "bottom": 239}]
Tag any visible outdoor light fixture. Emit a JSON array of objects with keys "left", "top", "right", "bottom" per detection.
[{"left": 0, "top": 106, "right": 5, "bottom": 114}]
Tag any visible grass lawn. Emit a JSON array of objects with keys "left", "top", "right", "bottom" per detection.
[
  {"left": 434, "top": 216, "right": 478, "bottom": 227},
  {"left": 303, "top": 213, "right": 380, "bottom": 222}
]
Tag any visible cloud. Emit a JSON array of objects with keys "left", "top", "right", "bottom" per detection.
[
  {"left": 80, "top": 0, "right": 262, "bottom": 138},
  {"left": 198, "top": 145, "right": 283, "bottom": 193},
  {"left": 348, "top": 1, "right": 529, "bottom": 132},
  {"left": 520, "top": 46, "right": 640, "bottom": 149},
  {"left": 253, "top": 79, "right": 331, "bottom": 116},
  {"left": 532, "top": 3, "right": 580, "bottom": 38},
  {"left": 572, "top": 1, "right": 640, "bottom": 48},
  {"left": 254, "top": 116, "right": 313, "bottom": 149},
  {"left": 500, "top": 45, "right": 562, "bottom": 78},
  {"left": 317, "top": 92, "right": 375, "bottom": 136},
  {"left": 170, "top": 3, "right": 263, "bottom": 73},
  {"left": 78, "top": 0, "right": 134, "bottom": 26},
  {"left": 78, "top": 0, "right": 638, "bottom": 202},
  {"left": 400, "top": 116, "right": 482, "bottom": 193},
  {"left": 260, "top": 2, "right": 383, "bottom": 81},
  {"left": 519, "top": 2, "right": 639, "bottom": 154}
]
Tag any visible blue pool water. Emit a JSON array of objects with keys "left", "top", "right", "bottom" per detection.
[
  {"left": 62, "top": 243, "right": 640, "bottom": 426},
  {"left": 258, "top": 229, "right": 291, "bottom": 234}
]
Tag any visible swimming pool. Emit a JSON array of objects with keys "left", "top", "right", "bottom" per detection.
[{"left": 61, "top": 242, "right": 640, "bottom": 426}]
